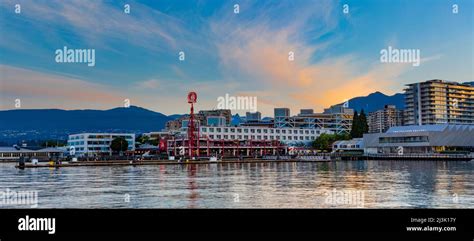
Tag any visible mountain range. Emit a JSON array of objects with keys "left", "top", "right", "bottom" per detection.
[
  {"left": 0, "top": 89, "right": 442, "bottom": 143},
  {"left": 346, "top": 92, "right": 404, "bottom": 113}
]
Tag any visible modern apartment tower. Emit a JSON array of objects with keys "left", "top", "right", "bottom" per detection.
[
  {"left": 404, "top": 80, "right": 474, "bottom": 125},
  {"left": 368, "top": 105, "right": 403, "bottom": 133}
]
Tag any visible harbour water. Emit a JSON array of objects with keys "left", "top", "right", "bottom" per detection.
[{"left": 0, "top": 160, "right": 473, "bottom": 208}]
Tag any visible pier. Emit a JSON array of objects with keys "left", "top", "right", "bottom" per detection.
[{"left": 14, "top": 157, "right": 330, "bottom": 169}]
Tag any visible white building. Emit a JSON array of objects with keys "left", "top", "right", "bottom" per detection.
[
  {"left": 332, "top": 138, "right": 364, "bottom": 152},
  {"left": 199, "top": 126, "right": 333, "bottom": 145},
  {"left": 67, "top": 133, "right": 135, "bottom": 156}
]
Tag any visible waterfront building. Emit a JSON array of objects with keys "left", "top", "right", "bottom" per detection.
[
  {"left": 368, "top": 105, "right": 403, "bottom": 133},
  {"left": 363, "top": 124, "right": 474, "bottom": 154},
  {"left": 199, "top": 125, "right": 333, "bottom": 145},
  {"left": 67, "top": 133, "right": 135, "bottom": 156},
  {"left": 167, "top": 137, "right": 286, "bottom": 158},
  {"left": 404, "top": 80, "right": 474, "bottom": 125},
  {"left": 0, "top": 146, "right": 63, "bottom": 161},
  {"left": 332, "top": 138, "right": 364, "bottom": 152}
]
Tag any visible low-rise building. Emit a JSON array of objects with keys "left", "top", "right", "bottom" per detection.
[
  {"left": 333, "top": 138, "right": 364, "bottom": 152},
  {"left": 67, "top": 133, "right": 135, "bottom": 156},
  {"left": 0, "top": 146, "right": 63, "bottom": 161},
  {"left": 363, "top": 124, "right": 474, "bottom": 154},
  {"left": 199, "top": 126, "right": 333, "bottom": 145}
]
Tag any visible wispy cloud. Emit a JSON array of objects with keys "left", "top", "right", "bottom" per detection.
[
  {"left": 207, "top": 0, "right": 413, "bottom": 113},
  {"left": 0, "top": 64, "right": 125, "bottom": 109}
]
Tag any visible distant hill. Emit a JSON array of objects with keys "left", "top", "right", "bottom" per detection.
[
  {"left": 346, "top": 91, "right": 405, "bottom": 113},
  {"left": 0, "top": 106, "right": 173, "bottom": 143},
  {"left": 463, "top": 81, "right": 474, "bottom": 87}
]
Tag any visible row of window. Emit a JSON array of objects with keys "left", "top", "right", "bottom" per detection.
[
  {"left": 206, "top": 135, "right": 315, "bottom": 141},
  {"left": 201, "top": 127, "right": 320, "bottom": 135},
  {"left": 69, "top": 135, "right": 134, "bottom": 140},
  {"left": 379, "top": 136, "right": 429, "bottom": 143}
]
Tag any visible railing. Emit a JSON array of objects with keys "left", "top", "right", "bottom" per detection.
[{"left": 364, "top": 153, "right": 472, "bottom": 159}]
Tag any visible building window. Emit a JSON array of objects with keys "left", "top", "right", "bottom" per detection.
[
  {"left": 209, "top": 128, "right": 214, "bottom": 132},
  {"left": 202, "top": 127, "right": 207, "bottom": 132}
]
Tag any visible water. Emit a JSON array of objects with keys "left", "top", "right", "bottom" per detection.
[{"left": 0, "top": 160, "right": 473, "bottom": 208}]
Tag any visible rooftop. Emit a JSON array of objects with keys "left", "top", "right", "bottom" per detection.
[{"left": 386, "top": 124, "right": 474, "bottom": 133}]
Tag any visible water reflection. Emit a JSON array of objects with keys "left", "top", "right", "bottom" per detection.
[{"left": 0, "top": 160, "right": 472, "bottom": 208}]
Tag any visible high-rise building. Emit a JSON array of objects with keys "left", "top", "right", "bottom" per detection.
[
  {"left": 404, "top": 80, "right": 474, "bottom": 125},
  {"left": 368, "top": 105, "right": 403, "bottom": 133}
]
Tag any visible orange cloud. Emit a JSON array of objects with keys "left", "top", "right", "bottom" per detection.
[{"left": 0, "top": 65, "right": 125, "bottom": 109}]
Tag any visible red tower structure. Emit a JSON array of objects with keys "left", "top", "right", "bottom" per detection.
[{"left": 187, "top": 92, "right": 198, "bottom": 159}]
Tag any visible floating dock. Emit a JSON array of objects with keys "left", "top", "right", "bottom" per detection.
[{"left": 15, "top": 158, "right": 330, "bottom": 169}]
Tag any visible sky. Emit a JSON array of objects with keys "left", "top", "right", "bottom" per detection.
[{"left": 0, "top": 0, "right": 473, "bottom": 116}]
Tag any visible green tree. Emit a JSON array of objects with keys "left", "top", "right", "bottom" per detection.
[
  {"left": 312, "top": 133, "right": 351, "bottom": 151},
  {"left": 110, "top": 137, "right": 128, "bottom": 155},
  {"left": 350, "top": 110, "right": 360, "bottom": 138},
  {"left": 41, "top": 140, "right": 66, "bottom": 147},
  {"left": 359, "top": 109, "right": 369, "bottom": 135}
]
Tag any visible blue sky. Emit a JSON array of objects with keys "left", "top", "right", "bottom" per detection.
[{"left": 0, "top": 0, "right": 473, "bottom": 115}]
